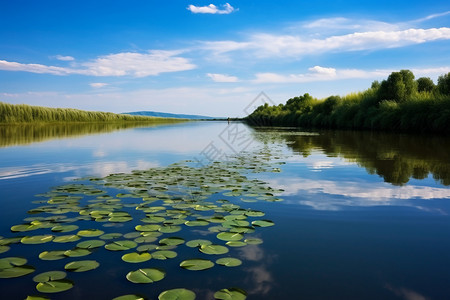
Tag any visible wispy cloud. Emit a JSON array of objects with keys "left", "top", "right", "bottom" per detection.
[
  {"left": 89, "top": 82, "right": 109, "bottom": 88},
  {"left": 0, "top": 50, "right": 196, "bottom": 77},
  {"left": 54, "top": 55, "right": 75, "bottom": 61},
  {"left": 207, "top": 73, "right": 239, "bottom": 82},
  {"left": 187, "top": 3, "right": 236, "bottom": 14}
]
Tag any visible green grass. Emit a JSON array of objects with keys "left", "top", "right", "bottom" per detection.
[
  {"left": 0, "top": 102, "right": 185, "bottom": 124},
  {"left": 246, "top": 71, "right": 450, "bottom": 134}
]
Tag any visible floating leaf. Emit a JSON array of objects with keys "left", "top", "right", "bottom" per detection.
[
  {"left": 77, "top": 229, "right": 104, "bottom": 237},
  {"left": 214, "top": 288, "right": 247, "bottom": 300},
  {"left": 0, "top": 265, "right": 35, "bottom": 278},
  {"left": 100, "top": 233, "right": 123, "bottom": 240},
  {"left": 38, "top": 251, "right": 66, "bottom": 261},
  {"left": 33, "top": 271, "right": 67, "bottom": 283},
  {"left": 159, "top": 237, "right": 185, "bottom": 246},
  {"left": 184, "top": 220, "right": 209, "bottom": 227},
  {"left": 76, "top": 240, "right": 105, "bottom": 249},
  {"left": 53, "top": 235, "right": 80, "bottom": 243},
  {"left": 36, "top": 279, "right": 74, "bottom": 293},
  {"left": 186, "top": 239, "right": 212, "bottom": 248},
  {"left": 126, "top": 268, "right": 165, "bottom": 284},
  {"left": 199, "top": 244, "right": 229, "bottom": 255},
  {"left": 112, "top": 295, "right": 145, "bottom": 300},
  {"left": 136, "top": 244, "right": 158, "bottom": 252},
  {"left": 180, "top": 259, "right": 214, "bottom": 271},
  {"left": 251, "top": 220, "right": 274, "bottom": 227},
  {"left": 158, "top": 288, "right": 196, "bottom": 300},
  {"left": 0, "top": 256, "right": 27, "bottom": 269},
  {"left": 25, "top": 296, "right": 50, "bottom": 300},
  {"left": 216, "top": 232, "right": 243, "bottom": 241},
  {"left": 105, "top": 240, "right": 138, "bottom": 251},
  {"left": 11, "top": 224, "right": 41, "bottom": 232},
  {"left": 151, "top": 250, "right": 177, "bottom": 260},
  {"left": 134, "top": 236, "right": 157, "bottom": 243},
  {"left": 51, "top": 225, "right": 79, "bottom": 233},
  {"left": 63, "top": 249, "right": 92, "bottom": 257},
  {"left": 122, "top": 252, "right": 151, "bottom": 263},
  {"left": 65, "top": 260, "right": 99, "bottom": 272},
  {"left": 21, "top": 235, "right": 54, "bottom": 244},
  {"left": 135, "top": 224, "right": 160, "bottom": 232},
  {"left": 0, "top": 245, "right": 10, "bottom": 254},
  {"left": 244, "top": 238, "right": 263, "bottom": 245},
  {"left": 159, "top": 225, "right": 182, "bottom": 233},
  {"left": 225, "top": 241, "right": 247, "bottom": 247},
  {"left": 216, "top": 258, "right": 242, "bottom": 267}
]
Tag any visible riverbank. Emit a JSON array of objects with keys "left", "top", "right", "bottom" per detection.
[
  {"left": 245, "top": 71, "right": 450, "bottom": 134},
  {"left": 0, "top": 102, "right": 187, "bottom": 124}
]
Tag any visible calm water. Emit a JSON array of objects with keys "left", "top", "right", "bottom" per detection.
[{"left": 1, "top": 121, "right": 450, "bottom": 300}]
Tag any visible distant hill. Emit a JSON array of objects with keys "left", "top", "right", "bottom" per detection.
[{"left": 122, "top": 111, "right": 221, "bottom": 119}]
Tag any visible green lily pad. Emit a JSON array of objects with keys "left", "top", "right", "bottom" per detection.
[
  {"left": 36, "top": 279, "right": 74, "bottom": 293},
  {"left": 53, "top": 235, "right": 81, "bottom": 243},
  {"left": 136, "top": 244, "right": 158, "bottom": 252},
  {"left": 159, "top": 237, "right": 185, "bottom": 246},
  {"left": 65, "top": 260, "right": 100, "bottom": 272},
  {"left": 216, "top": 258, "right": 242, "bottom": 267},
  {"left": 0, "top": 237, "right": 23, "bottom": 245},
  {"left": 186, "top": 239, "right": 212, "bottom": 248},
  {"left": 33, "top": 271, "right": 67, "bottom": 283},
  {"left": 122, "top": 252, "right": 152, "bottom": 263},
  {"left": 244, "top": 210, "right": 265, "bottom": 217},
  {"left": 124, "top": 232, "right": 141, "bottom": 239},
  {"left": 225, "top": 241, "right": 247, "bottom": 247},
  {"left": 25, "top": 296, "right": 50, "bottom": 300},
  {"left": 105, "top": 240, "right": 138, "bottom": 251},
  {"left": 39, "top": 251, "right": 66, "bottom": 261},
  {"left": 77, "top": 229, "right": 104, "bottom": 237},
  {"left": 112, "top": 295, "right": 145, "bottom": 300},
  {"left": 63, "top": 248, "right": 92, "bottom": 257},
  {"left": 159, "top": 225, "right": 182, "bottom": 233},
  {"left": 251, "top": 220, "right": 275, "bottom": 227},
  {"left": 199, "top": 244, "right": 229, "bottom": 255},
  {"left": 0, "top": 257, "right": 27, "bottom": 269},
  {"left": 134, "top": 236, "right": 158, "bottom": 243},
  {"left": 214, "top": 288, "right": 247, "bottom": 300},
  {"left": 184, "top": 220, "right": 209, "bottom": 227},
  {"left": 244, "top": 238, "right": 263, "bottom": 245},
  {"left": 126, "top": 268, "right": 165, "bottom": 284},
  {"left": 51, "top": 225, "right": 79, "bottom": 233},
  {"left": 0, "top": 265, "right": 35, "bottom": 278},
  {"left": 158, "top": 288, "right": 196, "bottom": 300},
  {"left": 11, "top": 224, "right": 41, "bottom": 232},
  {"left": 135, "top": 224, "right": 160, "bottom": 232},
  {"left": 216, "top": 232, "right": 243, "bottom": 241},
  {"left": 100, "top": 233, "right": 123, "bottom": 240},
  {"left": 180, "top": 259, "right": 214, "bottom": 271},
  {"left": 151, "top": 250, "right": 177, "bottom": 260},
  {"left": 0, "top": 245, "right": 10, "bottom": 254},
  {"left": 76, "top": 240, "right": 106, "bottom": 249},
  {"left": 21, "top": 235, "right": 54, "bottom": 244}
]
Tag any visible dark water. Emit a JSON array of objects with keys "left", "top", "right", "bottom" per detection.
[{"left": 0, "top": 122, "right": 449, "bottom": 300}]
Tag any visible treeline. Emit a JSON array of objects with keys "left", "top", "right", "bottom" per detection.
[
  {"left": 246, "top": 71, "right": 450, "bottom": 133},
  {"left": 0, "top": 102, "right": 183, "bottom": 124}
]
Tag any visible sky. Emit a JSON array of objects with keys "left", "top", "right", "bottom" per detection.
[{"left": 0, "top": 0, "right": 449, "bottom": 117}]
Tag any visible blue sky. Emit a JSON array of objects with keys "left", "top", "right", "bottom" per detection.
[{"left": 1, "top": 1, "right": 449, "bottom": 117}]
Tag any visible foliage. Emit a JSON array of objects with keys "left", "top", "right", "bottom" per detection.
[
  {"left": 0, "top": 102, "right": 185, "bottom": 124},
  {"left": 246, "top": 70, "right": 450, "bottom": 133}
]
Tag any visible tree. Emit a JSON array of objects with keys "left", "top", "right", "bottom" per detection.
[
  {"left": 378, "top": 70, "right": 417, "bottom": 102},
  {"left": 437, "top": 72, "right": 450, "bottom": 95},
  {"left": 416, "top": 77, "right": 435, "bottom": 93}
]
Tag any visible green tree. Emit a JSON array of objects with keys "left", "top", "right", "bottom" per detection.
[
  {"left": 416, "top": 77, "right": 435, "bottom": 93},
  {"left": 378, "top": 70, "right": 417, "bottom": 102},
  {"left": 437, "top": 72, "right": 450, "bottom": 95}
]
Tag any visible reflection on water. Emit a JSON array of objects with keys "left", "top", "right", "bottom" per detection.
[
  {"left": 253, "top": 128, "right": 450, "bottom": 186},
  {"left": 0, "top": 121, "right": 185, "bottom": 147}
]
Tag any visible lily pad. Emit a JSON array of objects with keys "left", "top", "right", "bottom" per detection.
[
  {"left": 112, "top": 295, "right": 145, "bottom": 300},
  {"left": 39, "top": 251, "right": 66, "bottom": 261},
  {"left": 251, "top": 220, "right": 275, "bottom": 227},
  {"left": 51, "top": 225, "right": 79, "bottom": 233},
  {"left": 0, "top": 245, "right": 10, "bottom": 254},
  {"left": 158, "top": 288, "right": 196, "bottom": 300},
  {"left": 76, "top": 239, "right": 106, "bottom": 249},
  {"left": 214, "top": 288, "right": 247, "bottom": 300},
  {"left": 244, "top": 238, "right": 263, "bottom": 245},
  {"left": 159, "top": 225, "right": 182, "bottom": 233},
  {"left": 77, "top": 229, "right": 104, "bottom": 237},
  {"left": 21, "top": 235, "right": 54, "bottom": 244},
  {"left": 36, "top": 279, "right": 74, "bottom": 293},
  {"left": 216, "top": 258, "right": 242, "bottom": 267},
  {"left": 65, "top": 260, "right": 100, "bottom": 272},
  {"left": 184, "top": 220, "right": 209, "bottom": 227},
  {"left": 63, "top": 248, "right": 92, "bottom": 257},
  {"left": 180, "top": 259, "right": 214, "bottom": 271},
  {"left": 126, "top": 268, "right": 166, "bottom": 284},
  {"left": 159, "top": 237, "right": 185, "bottom": 246},
  {"left": 226, "top": 241, "right": 247, "bottom": 247},
  {"left": 100, "top": 233, "right": 123, "bottom": 240},
  {"left": 186, "top": 239, "right": 212, "bottom": 248},
  {"left": 0, "top": 265, "right": 35, "bottom": 278},
  {"left": 33, "top": 271, "right": 67, "bottom": 283},
  {"left": 135, "top": 224, "right": 160, "bottom": 232},
  {"left": 105, "top": 240, "right": 138, "bottom": 251},
  {"left": 53, "top": 235, "right": 80, "bottom": 243},
  {"left": 151, "top": 250, "right": 177, "bottom": 260},
  {"left": 25, "top": 296, "right": 50, "bottom": 300},
  {"left": 136, "top": 244, "right": 158, "bottom": 252},
  {"left": 199, "top": 244, "right": 229, "bottom": 255},
  {"left": 122, "top": 252, "right": 152, "bottom": 263},
  {"left": 216, "top": 232, "right": 243, "bottom": 241}
]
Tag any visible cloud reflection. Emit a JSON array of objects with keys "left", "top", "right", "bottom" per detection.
[{"left": 386, "top": 284, "right": 430, "bottom": 300}]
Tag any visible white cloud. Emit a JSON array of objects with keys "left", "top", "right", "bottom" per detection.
[
  {"left": 0, "top": 50, "right": 196, "bottom": 77},
  {"left": 187, "top": 3, "right": 236, "bottom": 14},
  {"left": 207, "top": 73, "right": 239, "bottom": 82},
  {"left": 308, "top": 66, "right": 336, "bottom": 76},
  {"left": 54, "top": 55, "right": 75, "bottom": 61},
  {"left": 90, "top": 82, "right": 109, "bottom": 88}
]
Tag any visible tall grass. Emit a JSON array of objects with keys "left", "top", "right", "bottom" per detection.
[
  {"left": 0, "top": 102, "right": 185, "bottom": 124},
  {"left": 246, "top": 73, "right": 450, "bottom": 134}
]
